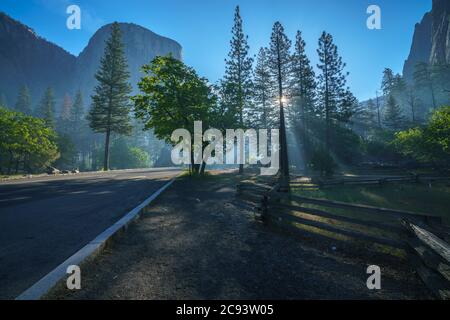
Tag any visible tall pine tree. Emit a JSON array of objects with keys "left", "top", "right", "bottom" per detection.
[
  {"left": 384, "top": 95, "right": 405, "bottom": 130},
  {"left": 316, "top": 31, "right": 347, "bottom": 152},
  {"left": 414, "top": 62, "right": 437, "bottom": 110},
  {"left": 36, "top": 87, "right": 56, "bottom": 129},
  {"left": 381, "top": 68, "right": 395, "bottom": 97},
  {"left": 71, "top": 90, "right": 85, "bottom": 133},
  {"left": 251, "top": 47, "right": 275, "bottom": 129},
  {"left": 87, "top": 22, "right": 132, "bottom": 171},
  {"left": 60, "top": 94, "right": 72, "bottom": 121},
  {"left": 223, "top": 5, "right": 253, "bottom": 174},
  {"left": 290, "top": 31, "right": 316, "bottom": 170},
  {"left": 268, "top": 21, "right": 291, "bottom": 182},
  {"left": 15, "top": 85, "right": 32, "bottom": 115}
]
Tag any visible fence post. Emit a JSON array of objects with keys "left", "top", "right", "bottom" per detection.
[{"left": 261, "top": 195, "right": 268, "bottom": 224}]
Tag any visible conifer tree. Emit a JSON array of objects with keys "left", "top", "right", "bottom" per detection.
[
  {"left": 251, "top": 48, "right": 275, "bottom": 129},
  {"left": 290, "top": 31, "right": 316, "bottom": 170},
  {"left": 414, "top": 62, "right": 437, "bottom": 109},
  {"left": 268, "top": 21, "right": 292, "bottom": 182},
  {"left": 384, "top": 95, "right": 405, "bottom": 130},
  {"left": 15, "top": 85, "right": 32, "bottom": 115},
  {"left": 223, "top": 5, "right": 253, "bottom": 173},
  {"left": 71, "top": 90, "right": 85, "bottom": 133},
  {"left": 60, "top": 94, "right": 72, "bottom": 122},
  {"left": 316, "top": 31, "right": 348, "bottom": 152},
  {"left": 87, "top": 22, "right": 132, "bottom": 171},
  {"left": 381, "top": 68, "right": 395, "bottom": 97},
  {"left": 37, "top": 87, "right": 56, "bottom": 129}
]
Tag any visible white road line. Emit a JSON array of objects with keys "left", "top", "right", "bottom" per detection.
[{"left": 15, "top": 176, "right": 178, "bottom": 300}]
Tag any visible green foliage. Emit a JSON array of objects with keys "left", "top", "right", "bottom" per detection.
[
  {"left": 414, "top": 62, "right": 437, "bottom": 109},
  {"left": 394, "top": 106, "right": 450, "bottom": 166},
  {"left": 268, "top": 21, "right": 291, "bottom": 105},
  {"left": 223, "top": 5, "right": 253, "bottom": 127},
  {"left": 383, "top": 95, "right": 405, "bottom": 131},
  {"left": 316, "top": 31, "right": 352, "bottom": 152},
  {"left": 87, "top": 22, "right": 132, "bottom": 170},
  {"left": 15, "top": 85, "right": 32, "bottom": 115},
  {"left": 87, "top": 22, "right": 132, "bottom": 135},
  {"left": 53, "top": 134, "right": 77, "bottom": 169},
  {"left": 330, "top": 125, "right": 362, "bottom": 164},
  {"left": 133, "top": 55, "right": 224, "bottom": 174},
  {"left": 290, "top": 31, "right": 316, "bottom": 121},
  {"left": 133, "top": 55, "right": 218, "bottom": 142},
  {"left": 309, "top": 148, "right": 336, "bottom": 177},
  {"left": 36, "top": 87, "right": 56, "bottom": 129},
  {"left": 250, "top": 48, "right": 275, "bottom": 129},
  {"left": 0, "top": 107, "right": 59, "bottom": 174},
  {"left": 110, "top": 138, "right": 150, "bottom": 169}
]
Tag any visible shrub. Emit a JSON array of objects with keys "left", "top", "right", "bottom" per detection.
[{"left": 309, "top": 148, "right": 337, "bottom": 177}]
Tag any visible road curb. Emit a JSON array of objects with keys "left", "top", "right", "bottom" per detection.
[{"left": 15, "top": 176, "right": 178, "bottom": 300}]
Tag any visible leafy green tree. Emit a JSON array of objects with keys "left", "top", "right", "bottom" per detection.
[
  {"left": 87, "top": 22, "right": 132, "bottom": 171},
  {"left": 14, "top": 85, "right": 32, "bottom": 115},
  {"left": 383, "top": 95, "right": 405, "bottom": 131},
  {"left": 36, "top": 87, "right": 56, "bottom": 128},
  {"left": 0, "top": 107, "right": 59, "bottom": 174},
  {"left": 268, "top": 21, "right": 292, "bottom": 181},
  {"left": 316, "top": 31, "right": 348, "bottom": 152},
  {"left": 110, "top": 138, "right": 150, "bottom": 169},
  {"left": 394, "top": 106, "right": 450, "bottom": 167},
  {"left": 133, "top": 56, "right": 218, "bottom": 174},
  {"left": 223, "top": 6, "right": 253, "bottom": 173}
]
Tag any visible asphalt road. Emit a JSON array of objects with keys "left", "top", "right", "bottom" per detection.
[{"left": 0, "top": 168, "right": 180, "bottom": 299}]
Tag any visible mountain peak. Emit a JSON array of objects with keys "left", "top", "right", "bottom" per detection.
[{"left": 0, "top": 13, "right": 182, "bottom": 111}]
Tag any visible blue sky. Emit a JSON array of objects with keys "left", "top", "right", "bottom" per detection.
[{"left": 0, "top": 0, "right": 431, "bottom": 101}]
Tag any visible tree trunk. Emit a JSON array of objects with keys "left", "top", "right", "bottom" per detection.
[
  {"left": 200, "top": 161, "right": 207, "bottom": 175},
  {"left": 7, "top": 150, "right": 13, "bottom": 175},
  {"left": 103, "top": 129, "right": 111, "bottom": 171},
  {"left": 276, "top": 34, "right": 289, "bottom": 187},
  {"left": 300, "top": 99, "right": 308, "bottom": 174}
]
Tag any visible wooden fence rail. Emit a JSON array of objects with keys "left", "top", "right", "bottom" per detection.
[
  {"left": 236, "top": 181, "right": 450, "bottom": 300},
  {"left": 312, "top": 175, "right": 450, "bottom": 188}
]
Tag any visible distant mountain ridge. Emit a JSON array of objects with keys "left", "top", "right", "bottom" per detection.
[{"left": 0, "top": 12, "right": 182, "bottom": 112}]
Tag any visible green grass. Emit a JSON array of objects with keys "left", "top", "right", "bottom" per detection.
[{"left": 293, "top": 182, "right": 450, "bottom": 219}]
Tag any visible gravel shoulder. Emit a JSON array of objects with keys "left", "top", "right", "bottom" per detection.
[{"left": 45, "top": 171, "right": 430, "bottom": 300}]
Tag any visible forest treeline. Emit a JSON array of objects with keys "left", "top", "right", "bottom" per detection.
[{"left": 1, "top": 6, "right": 449, "bottom": 175}]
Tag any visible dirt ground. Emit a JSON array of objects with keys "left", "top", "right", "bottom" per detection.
[{"left": 45, "top": 172, "right": 431, "bottom": 300}]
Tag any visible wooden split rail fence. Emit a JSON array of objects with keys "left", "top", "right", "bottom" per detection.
[
  {"left": 236, "top": 181, "right": 450, "bottom": 300},
  {"left": 312, "top": 175, "right": 450, "bottom": 188}
]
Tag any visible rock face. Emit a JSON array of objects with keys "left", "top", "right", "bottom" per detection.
[
  {"left": 0, "top": 13, "right": 182, "bottom": 111},
  {"left": 403, "top": 0, "right": 450, "bottom": 82},
  {"left": 429, "top": 0, "right": 450, "bottom": 65},
  {"left": 75, "top": 22, "right": 182, "bottom": 103},
  {"left": 402, "top": 12, "right": 433, "bottom": 82},
  {"left": 0, "top": 12, "right": 76, "bottom": 107}
]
